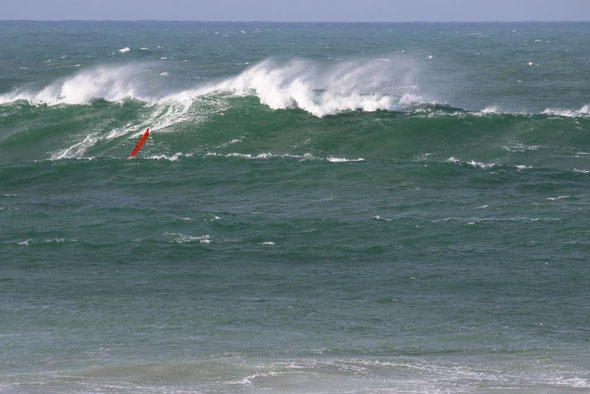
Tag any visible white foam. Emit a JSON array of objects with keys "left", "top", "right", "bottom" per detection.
[
  {"left": 215, "top": 138, "right": 244, "bottom": 148},
  {"left": 543, "top": 105, "right": 589, "bottom": 118},
  {"left": 374, "top": 215, "right": 393, "bottom": 221},
  {"left": 118, "top": 47, "right": 131, "bottom": 54},
  {"left": 261, "top": 241, "right": 275, "bottom": 246},
  {"left": 44, "top": 238, "right": 65, "bottom": 243},
  {"left": 503, "top": 143, "right": 542, "bottom": 152},
  {"left": 0, "top": 65, "right": 146, "bottom": 105},
  {"left": 546, "top": 195, "right": 570, "bottom": 201},
  {"left": 51, "top": 134, "right": 99, "bottom": 160},
  {"left": 205, "top": 152, "right": 365, "bottom": 163},
  {"left": 481, "top": 106, "right": 500, "bottom": 114},
  {"left": 51, "top": 94, "right": 213, "bottom": 159},
  {"left": 17, "top": 238, "right": 69, "bottom": 246},
  {"left": 224, "top": 152, "right": 274, "bottom": 160},
  {"left": 446, "top": 157, "right": 495, "bottom": 169},
  {"left": 169, "top": 57, "right": 422, "bottom": 117},
  {"left": 326, "top": 157, "right": 365, "bottom": 163},
  {"left": 466, "top": 160, "right": 495, "bottom": 169},
  {"left": 0, "top": 58, "right": 424, "bottom": 118},
  {"left": 166, "top": 232, "right": 211, "bottom": 244},
  {"left": 147, "top": 152, "right": 191, "bottom": 161}
]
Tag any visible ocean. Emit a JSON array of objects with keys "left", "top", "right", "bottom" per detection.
[{"left": 1, "top": 21, "right": 589, "bottom": 392}]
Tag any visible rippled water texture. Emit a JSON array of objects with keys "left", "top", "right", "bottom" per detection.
[{"left": 1, "top": 21, "right": 589, "bottom": 392}]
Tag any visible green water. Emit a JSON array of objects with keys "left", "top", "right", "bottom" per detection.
[{"left": 1, "top": 21, "right": 589, "bottom": 392}]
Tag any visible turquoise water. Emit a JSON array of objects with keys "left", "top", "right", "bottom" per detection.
[{"left": 1, "top": 21, "right": 590, "bottom": 392}]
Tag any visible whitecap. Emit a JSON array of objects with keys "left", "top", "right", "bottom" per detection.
[
  {"left": 546, "top": 196, "right": 570, "bottom": 201},
  {"left": 374, "top": 215, "right": 392, "bottom": 221},
  {"left": 146, "top": 152, "right": 191, "bottom": 161},
  {"left": 543, "top": 105, "right": 589, "bottom": 118},
  {"left": 326, "top": 157, "right": 365, "bottom": 163},
  {"left": 466, "top": 160, "right": 495, "bottom": 169},
  {"left": 480, "top": 106, "right": 500, "bottom": 114},
  {"left": 44, "top": 238, "right": 65, "bottom": 243},
  {"left": 167, "top": 57, "right": 423, "bottom": 117},
  {"left": 0, "top": 57, "right": 426, "bottom": 119},
  {"left": 166, "top": 232, "right": 211, "bottom": 244},
  {"left": 446, "top": 157, "right": 495, "bottom": 169}
]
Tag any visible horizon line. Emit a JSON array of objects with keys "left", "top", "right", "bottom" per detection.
[{"left": 1, "top": 19, "right": 589, "bottom": 23}]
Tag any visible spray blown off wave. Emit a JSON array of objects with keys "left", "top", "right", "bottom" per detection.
[
  {"left": 179, "top": 57, "right": 423, "bottom": 116},
  {"left": 2, "top": 57, "right": 589, "bottom": 119},
  {"left": 0, "top": 58, "right": 423, "bottom": 117},
  {"left": 0, "top": 64, "right": 151, "bottom": 106},
  {"left": 1, "top": 58, "right": 589, "bottom": 164}
]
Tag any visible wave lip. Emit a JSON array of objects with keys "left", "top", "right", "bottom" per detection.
[
  {"left": 191, "top": 57, "right": 422, "bottom": 117},
  {"left": 1, "top": 57, "right": 422, "bottom": 116},
  {"left": 0, "top": 65, "right": 148, "bottom": 105},
  {"left": 2, "top": 58, "right": 589, "bottom": 122},
  {"left": 542, "top": 105, "right": 590, "bottom": 118}
]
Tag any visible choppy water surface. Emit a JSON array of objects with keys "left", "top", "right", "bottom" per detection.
[{"left": 1, "top": 21, "right": 589, "bottom": 392}]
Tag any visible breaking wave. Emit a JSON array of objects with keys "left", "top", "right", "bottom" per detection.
[
  {"left": 1, "top": 58, "right": 588, "bottom": 120},
  {"left": 0, "top": 64, "right": 152, "bottom": 105},
  {"left": 0, "top": 57, "right": 424, "bottom": 116},
  {"left": 543, "top": 105, "right": 590, "bottom": 118},
  {"left": 1, "top": 57, "right": 589, "bottom": 166},
  {"left": 175, "top": 57, "right": 423, "bottom": 117}
]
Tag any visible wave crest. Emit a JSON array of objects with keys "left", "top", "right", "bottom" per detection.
[
  {"left": 0, "top": 65, "right": 150, "bottom": 105},
  {"left": 0, "top": 58, "right": 423, "bottom": 116},
  {"left": 188, "top": 58, "right": 422, "bottom": 117},
  {"left": 542, "top": 105, "right": 590, "bottom": 118}
]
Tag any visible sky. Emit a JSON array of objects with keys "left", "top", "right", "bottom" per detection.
[{"left": 2, "top": 0, "right": 590, "bottom": 22}]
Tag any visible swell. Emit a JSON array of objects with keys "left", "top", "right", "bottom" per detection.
[
  {"left": 2, "top": 59, "right": 588, "bottom": 118},
  {"left": 0, "top": 58, "right": 422, "bottom": 116},
  {"left": 1, "top": 96, "right": 589, "bottom": 175},
  {"left": 1, "top": 59, "right": 589, "bottom": 167}
]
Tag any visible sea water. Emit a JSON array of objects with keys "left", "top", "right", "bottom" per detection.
[{"left": 1, "top": 21, "right": 589, "bottom": 392}]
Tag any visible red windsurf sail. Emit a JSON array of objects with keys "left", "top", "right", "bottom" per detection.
[{"left": 130, "top": 128, "right": 150, "bottom": 158}]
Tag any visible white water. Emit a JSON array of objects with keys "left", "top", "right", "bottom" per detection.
[
  {"left": 2, "top": 58, "right": 588, "bottom": 120},
  {"left": 184, "top": 58, "right": 422, "bottom": 117},
  {"left": 0, "top": 64, "right": 148, "bottom": 105},
  {"left": 0, "top": 58, "right": 423, "bottom": 117}
]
